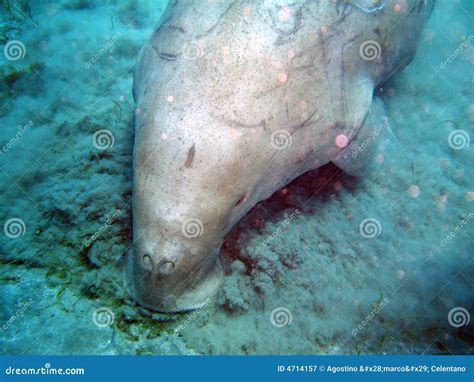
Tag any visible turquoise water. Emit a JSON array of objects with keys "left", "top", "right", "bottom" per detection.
[{"left": 0, "top": 0, "right": 472, "bottom": 355}]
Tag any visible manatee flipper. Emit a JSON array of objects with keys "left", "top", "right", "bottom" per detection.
[{"left": 331, "top": 97, "right": 393, "bottom": 176}]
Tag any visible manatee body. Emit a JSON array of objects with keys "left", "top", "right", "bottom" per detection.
[{"left": 127, "top": 0, "right": 434, "bottom": 312}]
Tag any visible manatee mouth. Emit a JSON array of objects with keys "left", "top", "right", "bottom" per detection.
[{"left": 124, "top": 247, "right": 224, "bottom": 313}]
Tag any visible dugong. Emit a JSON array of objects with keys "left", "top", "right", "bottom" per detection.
[{"left": 127, "top": 0, "right": 434, "bottom": 312}]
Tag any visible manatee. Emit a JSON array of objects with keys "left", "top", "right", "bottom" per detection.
[{"left": 127, "top": 0, "right": 434, "bottom": 312}]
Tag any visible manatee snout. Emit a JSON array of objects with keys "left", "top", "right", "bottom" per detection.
[
  {"left": 127, "top": 203, "right": 222, "bottom": 312},
  {"left": 127, "top": 228, "right": 223, "bottom": 312}
]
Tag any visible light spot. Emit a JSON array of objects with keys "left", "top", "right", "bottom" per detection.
[
  {"left": 335, "top": 134, "right": 348, "bottom": 148},
  {"left": 277, "top": 72, "right": 288, "bottom": 83},
  {"left": 287, "top": 50, "right": 295, "bottom": 59},
  {"left": 135, "top": 108, "right": 141, "bottom": 115},
  {"left": 334, "top": 181, "right": 343, "bottom": 191},
  {"left": 320, "top": 26, "right": 328, "bottom": 34},
  {"left": 221, "top": 45, "right": 230, "bottom": 55},
  {"left": 167, "top": 95, "right": 174, "bottom": 103},
  {"left": 243, "top": 5, "right": 251, "bottom": 18},
  {"left": 119, "top": 95, "right": 125, "bottom": 102},
  {"left": 407, "top": 185, "right": 420, "bottom": 198},
  {"left": 161, "top": 133, "right": 168, "bottom": 141},
  {"left": 229, "top": 128, "right": 241, "bottom": 140},
  {"left": 279, "top": 6, "right": 292, "bottom": 22},
  {"left": 396, "top": 270, "right": 405, "bottom": 279},
  {"left": 375, "top": 153, "right": 384, "bottom": 163},
  {"left": 393, "top": 0, "right": 408, "bottom": 13},
  {"left": 465, "top": 192, "right": 474, "bottom": 201},
  {"left": 439, "top": 194, "right": 448, "bottom": 203}
]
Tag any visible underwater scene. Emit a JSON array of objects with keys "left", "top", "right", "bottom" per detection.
[{"left": 0, "top": 0, "right": 473, "bottom": 356}]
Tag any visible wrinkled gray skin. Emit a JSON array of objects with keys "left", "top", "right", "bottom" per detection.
[{"left": 128, "top": 0, "right": 434, "bottom": 312}]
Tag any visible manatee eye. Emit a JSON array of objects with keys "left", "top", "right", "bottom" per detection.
[{"left": 158, "top": 261, "right": 175, "bottom": 275}]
